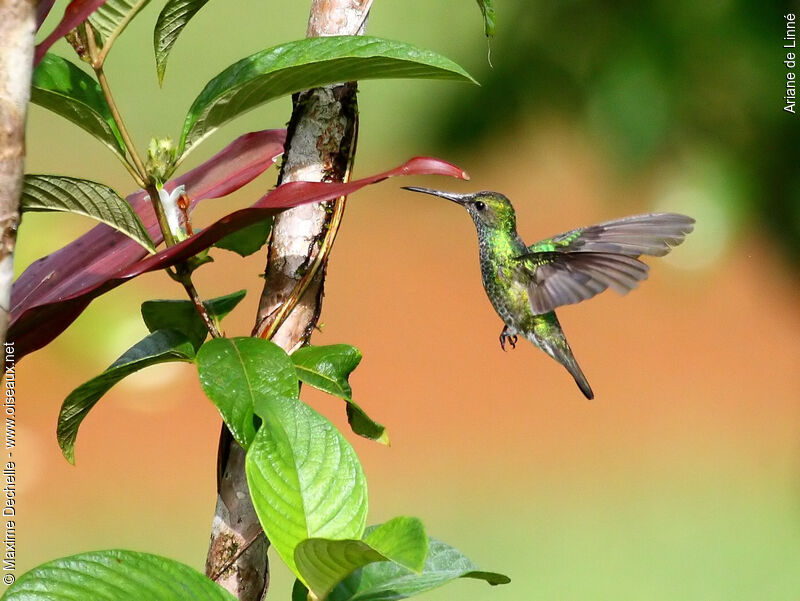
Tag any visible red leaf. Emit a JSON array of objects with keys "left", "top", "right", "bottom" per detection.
[
  {"left": 122, "top": 156, "right": 469, "bottom": 275},
  {"left": 34, "top": 0, "right": 108, "bottom": 65},
  {"left": 36, "top": 0, "right": 57, "bottom": 30},
  {"left": 10, "top": 130, "right": 285, "bottom": 356},
  {"left": 8, "top": 156, "right": 468, "bottom": 359},
  {"left": 170, "top": 129, "right": 286, "bottom": 204}
]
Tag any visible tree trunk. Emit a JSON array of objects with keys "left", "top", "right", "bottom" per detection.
[
  {"left": 205, "top": 2, "right": 373, "bottom": 599},
  {"left": 0, "top": 0, "right": 36, "bottom": 347}
]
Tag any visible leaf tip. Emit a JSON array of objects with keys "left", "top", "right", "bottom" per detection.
[
  {"left": 57, "top": 426, "right": 77, "bottom": 464},
  {"left": 466, "top": 570, "right": 511, "bottom": 586},
  {"left": 62, "top": 446, "right": 76, "bottom": 465},
  {"left": 397, "top": 157, "right": 471, "bottom": 180}
]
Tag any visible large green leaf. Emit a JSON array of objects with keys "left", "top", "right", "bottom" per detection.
[
  {"left": 196, "top": 337, "right": 297, "bottom": 449},
  {"left": 22, "top": 175, "right": 155, "bottom": 252},
  {"left": 90, "top": 0, "right": 152, "bottom": 46},
  {"left": 154, "top": 0, "right": 212, "bottom": 85},
  {"left": 141, "top": 289, "right": 246, "bottom": 349},
  {"left": 31, "top": 54, "right": 125, "bottom": 156},
  {"left": 179, "top": 36, "right": 476, "bottom": 156},
  {"left": 4, "top": 549, "right": 236, "bottom": 600},
  {"left": 294, "top": 517, "right": 428, "bottom": 600},
  {"left": 326, "top": 536, "right": 511, "bottom": 601},
  {"left": 57, "top": 329, "right": 196, "bottom": 464},
  {"left": 292, "top": 344, "right": 388, "bottom": 445},
  {"left": 246, "top": 395, "right": 368, "bottom": 577}
]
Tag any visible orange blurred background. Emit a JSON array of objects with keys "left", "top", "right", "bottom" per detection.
[{"left": 12, "top": 1, "right": 800, "bottom": 600}]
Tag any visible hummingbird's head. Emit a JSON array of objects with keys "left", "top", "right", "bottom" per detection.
[{"left": 402, "top": 188, "right": 517, "bottom": 234}]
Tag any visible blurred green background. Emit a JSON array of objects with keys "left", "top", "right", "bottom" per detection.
[{"left": 13, "top": 1, "right": 800, "bottom": 600}]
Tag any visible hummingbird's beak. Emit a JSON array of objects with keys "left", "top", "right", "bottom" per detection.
[{"left": 401, "top": 186, "right": 469, "bottom": 205}]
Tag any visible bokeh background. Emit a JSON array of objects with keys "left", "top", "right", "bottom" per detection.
[{"left": 13, "top": 1, "right": 800, "bottom": 599}]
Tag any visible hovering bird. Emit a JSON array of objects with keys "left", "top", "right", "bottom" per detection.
[{"left": 403, "top": 187, "right": 694, "bottom": 399}]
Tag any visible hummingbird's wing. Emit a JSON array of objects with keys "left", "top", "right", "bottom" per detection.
[{"left": 519, "top": 213, "right": 694, "bottom": 314}]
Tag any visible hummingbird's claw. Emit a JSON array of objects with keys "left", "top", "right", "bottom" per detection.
[{"left": 499, "top": 328, "right": 518, "bottom": 351}]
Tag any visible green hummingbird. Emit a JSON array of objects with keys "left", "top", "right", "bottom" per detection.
[{"left": 403, "top": 187, "right": 695, "bottom": 399}]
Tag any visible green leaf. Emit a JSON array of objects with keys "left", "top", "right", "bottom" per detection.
[
  {"left": 57, "top": 329, "right": 195, "bottom": 464},
  {"left": 4, "top": 549, "right": 236, "bottom": 600},
  {"left": 141, "top": 289, "right": 246, "bottom": 349},
  {"left": 292, "top": 344, "right": 361, "bottom": 399},
  {"left": 292, "top": 579, "right": 310, "bottom": 601},
  {"left": 213, "top": 216, "right": 273, "bottom": 257},
  {"left": 476, "top": 0, "right": 496, "bottom": 37},
  {"left": 246, "top": 395, "right": 368, "bottom": 577},
  {"left": 31, "top": 54, "right": 126, "bottom": 157},
  {"left": 292, "top": 344, "right": 388, "bottom": 445},
  {"left": 327, "top": 536, "right": 510, "bottom": 601},
  {"left": 294, "top": 517, "right": 428, "bottom": 600},
  {"left": 196, "top": 337, "right": 297, "bottom": 449},
  {"left": 345, "top": 402, "right": 389, "bottom": 445},
  {"left": 90, "top": 0, "right": 152, "bottom": 46},
  {"left": 179, "top": 36, "right": 476, "bottom": 156},
  {"left": 154, "top": 0, "right": 212, "bottom": 85},
  {"left": 22, "top": 174, "right": 155, "bottom": 252},
  {"left": 362, "top": 517, "right": 428, "bottom": 573},
  {"left": 296, "top": 540, "right": 384, "bottom": 600}
]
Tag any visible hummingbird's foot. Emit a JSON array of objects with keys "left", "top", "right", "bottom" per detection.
[{"left": 499, "top": 328, "right": 518, "bottom": 351}]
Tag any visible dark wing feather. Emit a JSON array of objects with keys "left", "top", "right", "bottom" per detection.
[
  {"left": 522, "top": 213, "right": 693, "bottom": 314},
  {"left": 525, "top": 252, "right": 649, "bottom": 314},
  {"left": 530, "top": 213, "right": 695, "bottom": 256}
]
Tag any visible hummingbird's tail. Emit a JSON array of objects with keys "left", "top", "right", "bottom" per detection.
[
  {"left": 528, "top": 313, "right": 595, "bottom": 399},
  {"left": 562, "top": 355, "right": 594, "bottom": 400}
]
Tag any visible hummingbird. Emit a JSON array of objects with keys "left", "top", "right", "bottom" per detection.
[{"left": 402, "top": 187, "right": 695, "bottom": 399}]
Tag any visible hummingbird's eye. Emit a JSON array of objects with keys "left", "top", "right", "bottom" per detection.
[{"left": 474, "top": 201, "right": 487, "bottom": 211}]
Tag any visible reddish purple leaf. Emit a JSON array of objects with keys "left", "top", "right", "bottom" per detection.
[
  {"left": 170, "top": 129, "right": 286, "bottom": 204},
  {"left": 10, "top": 129, "right": 286, "bottom": 354},
  {"left": 121, "top": 156, "right": 469, "bottom": 275},
  {"left": 36, "top": 0, "right": 57, "bottom": 30},
  {"left": 34, "top": 0, "right": 108, "bottom": 65},
  {"left": 9, "top": 156, "right": 468, "bottom": 359}
]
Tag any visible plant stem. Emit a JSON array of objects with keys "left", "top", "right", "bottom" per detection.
[
  {"left": 208, "top": 527, "right": 264, "bottom": 582},
  {"left": 251, "top": 82, "right": 360, "bottom": 352},
  {"left": 178, "top": 266, "right": 222, "bottom": 338},
  {"left": 144, "top": 181, "right": 220, "bottom": 339},
  {"left": 207, "top": 2, "right": 371, "bottom": 598},
  {"left": 116, "top": 148, "right": 146, "bottom": 185},
  {"left": 255, "top": 196, "right": 345, "bottom": 340},
  {"left": 143, "top": 184, "right": 220, "bottom": 338},
  {"left": 94, "top": 67, "right": 147, "bottom": 181},
  {"left": 255, "top": 109, "right": 357, "bottom": 340},
  {"left": 0, "top": 0, "right": 36, "bottom": 346},
  {"left": 255, "top": 167, "right": 353, "bottom": 339},
  {"left": 84, "top": 22, "right": 147, "bottom": 188},
  {"left": 85, "top": 22, "right": 220, "bottom": 339}
]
